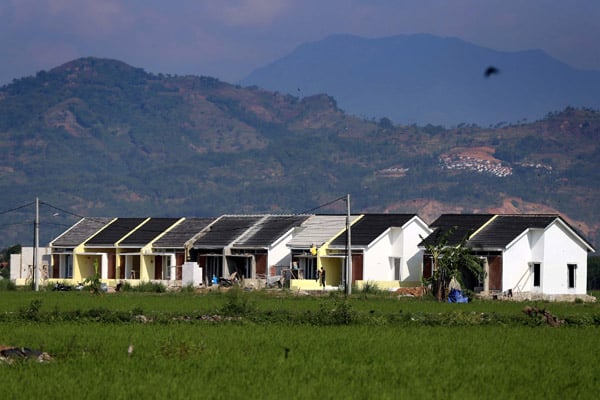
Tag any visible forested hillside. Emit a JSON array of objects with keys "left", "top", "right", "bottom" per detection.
[{"left": 0, "top": 58, "right": 598, "bottom": 248}]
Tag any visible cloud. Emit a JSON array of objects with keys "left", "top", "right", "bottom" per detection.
[{"left": 203, "top": 0, "right": 290, "bottom": 27}]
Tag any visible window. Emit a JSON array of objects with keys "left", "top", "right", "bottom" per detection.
[
  {"left": 165, "top": 256, "right": 171, "bottom": 280},
  {"left": 531, "top": 263, "right": 541, "bottom": 287},
  {"left": 206, "top": 256, "right": 222, "bottom": 280},
  {"left": 301, "top": 257, "right": 318, "bottom": 280},
  {"left": 567, "top": 264, "right": 577, "bottom": 289},
  {"left": 390, "top": 257, "right": 402, "bottom": 280},
  {"left": 65, "top": 255, "right": 73, "bottom": 279}
]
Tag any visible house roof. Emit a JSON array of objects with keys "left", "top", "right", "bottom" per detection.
[
  {"left": 420, "top": 214, "right": 494, "bottom": 247},
  {"left": 468, "top": 214, "right": 596, "bottom": 251},
  {"left": 50, "top": 217, "right": 113, "bottom": 247},
  {"left": 467, "top": 215, "right": 558, "bottom": 250},
  {"left": 287, "top": 214, "right": 361, "bottom": 248},
  {"left": 153, "top": 217, "right": 216, "bottom": 248},
  {"left": 232, "top": 215, "right": 310, "bottom": 248},
  {"left": 329, "top": 214, "right": 417, "bottom": 248},
  {"left": 118, "top": 218, "right": 182, "bottom": 247},
  {"left": 85, "top": 218, "right": 147, "bottom": 246},
  {"left": 191, "top": 215, "right": 264, "bottom": 248}
]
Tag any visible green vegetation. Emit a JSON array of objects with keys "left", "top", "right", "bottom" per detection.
[
  {"left": 1, "top": 58, "right": 599, "bottom": 249},
  {"left": 420, "top": 229, "right": 483, "bottom": 301},
  {"left": 0, "top": 290, "right": 599, "bottom": 399},
  {"left": 588, "top": 256, "right": 600, "bottom": 290}
]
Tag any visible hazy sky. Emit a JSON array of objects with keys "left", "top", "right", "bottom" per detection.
[{"left": 1, "top": 0, "right": 599, "bottom": 86}]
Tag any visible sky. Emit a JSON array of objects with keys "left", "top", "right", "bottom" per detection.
[{"left": 1, "top": 0, "right": 600, "bottom": 86}]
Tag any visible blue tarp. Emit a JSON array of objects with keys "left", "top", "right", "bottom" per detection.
[{"left": 447, "top": 288, "right": 469, "bottom": 303}]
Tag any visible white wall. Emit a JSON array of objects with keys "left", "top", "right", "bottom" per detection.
[
  {"left": 503, "top": 230, "right": 543, "bottom": 293},
  {"left": 541, "top": 222, "right": 588, "bottom": 295},
  {"left": 362, "top": 219, "right": 429, "bottom": 283},
  {"left": 9, "top": 247, "right": 52, "bottom": 281},
  {"left": 503, "top": 223, "right": 589, "bottom": 295},
  {"left": 363, "top": 229, "right": 397, "bottom": 281},
  {"left": 402, "top": 219, "right": 430, "bottom": 282},
  {"left": 182, "top": 261, "right": 202, "bottom": 287},
  {"left": 268, "top": 230, "right": 294, "bottom": 271}
]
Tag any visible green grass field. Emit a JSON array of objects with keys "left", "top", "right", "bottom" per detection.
[{"left": 1, "top": 289, "right": 599, "bottom": 399}]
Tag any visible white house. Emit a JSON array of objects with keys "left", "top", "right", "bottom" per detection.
[
  {"left": 423, "top": 214, "right": 596, "bottom": 300},
  {"left": 327, "top": 214, "right": 432, "bottom": 290},
  {"left": 10, "top": 246, "right": 52, "bottom": 286}
]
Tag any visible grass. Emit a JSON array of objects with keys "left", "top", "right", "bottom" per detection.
[{"left": 0, "top": 290, "right": 599, "bottom": 399}]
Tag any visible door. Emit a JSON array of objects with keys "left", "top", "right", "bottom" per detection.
[
  {"left": 108, "top": 254, "right": 116, "bottom": 279},
  {"left": 154, "top": 256, "right": 163, "bottom": 280},
  {"left": 176, "top": 253, "right": 184, "bottom": 280},
  {"left": 351, "top": 254, "right": 363, "bottom": 282},
  {"left": 488, "top": 256, "right": 502, "bottom": 291},
  {"left": 255, "top": 254, "right": 267, "bottom": 277}
]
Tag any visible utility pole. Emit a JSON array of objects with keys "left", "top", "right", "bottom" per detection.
[
  {"left": 345, "top": 193, "right": 352, "bottom": 296},
  {"left": 34, "top": 197, "right": 40, "bottom": 291}
]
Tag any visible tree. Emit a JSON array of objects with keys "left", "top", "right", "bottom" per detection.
[{"left": 421, "top": 229, "right": 484, "bottom": 302}]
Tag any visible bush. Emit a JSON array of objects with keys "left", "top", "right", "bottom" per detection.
[
  {"left": 221, "top": 287, "right": 256, "bottom": 316},
  {"left": 359, "top": 281, "right": 382, "bottom": 295},
  {"left": 120, "top": 281, "right": 166, "bottom": 293},
  {"left": 0, "top": 278, "right": 17, "bottom": 291}
]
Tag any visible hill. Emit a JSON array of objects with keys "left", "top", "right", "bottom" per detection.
[
  {"left": 0, "top": 58, "right": 598, "bottom": 249},
  {"left": 241, "top": 34, "right": 600, "bottom": 127}
]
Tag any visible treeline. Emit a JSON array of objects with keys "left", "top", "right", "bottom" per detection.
[{"left": 588, "top": 256, "right": 600, "bottom": 290}]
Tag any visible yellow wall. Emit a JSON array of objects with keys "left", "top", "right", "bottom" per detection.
[{"left": 354, "top": 280, "right": 422, "bottom": 290}]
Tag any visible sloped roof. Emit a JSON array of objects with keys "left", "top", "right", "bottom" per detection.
[
  {"left": 191, "top": 215, "right": 263, "bottom": 248},
  {"left": 287, "top": 214, "right": 361, "bottom": 248},
  {"left": 467, "top": 215, "right": 558, "bottom": 250},
  {"left": 420, "top": 214, "right": 494, "bottom": 247},
  {"left": 153, "top": 217, "right": 216, "bottom": 248},
  {"left": 50, "top": 217, "right": 113, "bottom": 247},
  {"left": 468, "top": 214, "right": 595, "bottom": 251},
  {"left": 329, "top": 214, "right": 417, "bottom": 248},
  {"left": 232, "top": 215, "right": 310, "bottom": 248},
  {"left": 119, "top": 218, "right": 182, "bottom": 247},
  {"left": 85, "top": 218, "right": 147, "bottom": 246}
]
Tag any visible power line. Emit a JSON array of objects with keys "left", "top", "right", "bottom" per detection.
[
  {"left": 0, "top": 201, "right": 35, "bottom": 216},
  {"left": 299, "top": 195, "right": 347, "bottom": 214}
]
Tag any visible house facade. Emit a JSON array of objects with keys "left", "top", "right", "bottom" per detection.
[
  {"left": 328, "top": 214, "right": 432, "bottom": 290},
  {"left": 44, "top": 212, "right": 595, "bottom": 298},
  {"left": 286, "top": 214, "right": 361, "bottom": 290},
  {"left": 421, "top": 214, "right": 596, "bottom": 300}
]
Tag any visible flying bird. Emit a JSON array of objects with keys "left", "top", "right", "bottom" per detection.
[{"left": 484, "top": 66, "right": 500, "bottom": 78}]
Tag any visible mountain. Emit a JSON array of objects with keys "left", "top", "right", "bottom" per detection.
[
  {"left": 241, "top": 34, "right": 600, "bottom": 127},
  {"left": 0, "top": 57, "right": 599, "bottom": 249}
]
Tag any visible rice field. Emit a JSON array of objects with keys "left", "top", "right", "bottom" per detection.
[{"left": 1, "top": 289, "right": 599, "bottom": 399}]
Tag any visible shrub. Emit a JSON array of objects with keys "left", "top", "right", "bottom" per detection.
[
  {"left": 359, "top": 281, "right": 382, "bottom": 296},
  {"left": 221, "top": 287, "right": 256, "bottom": 316},
  {"left": 120, "top": 281, "right": 166, "bottom": 293},
  {"left": 0, "top": 278, "right": 17, "bottom": 291}
]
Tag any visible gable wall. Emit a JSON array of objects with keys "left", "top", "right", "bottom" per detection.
[
  {"left": 402, "top": 220, "right": 430, "bottom": 283},
  {"left": 267, "top": 230, "right": 294, "bottom": 272},
  {"left": 541, "top": 222, "right": 588, "bottom": 295},
  {"left": 362, "top": 229, "right": 396, "bottom": 281},
  {"left": 503, "top": 232, "right": 538, "bottom": 293}
]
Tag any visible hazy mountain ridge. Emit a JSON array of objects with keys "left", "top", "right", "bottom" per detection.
[
  {"left": 0, "top": 57, "right": 598, "bottom": 249},
  {"left": 241, "top": 33, "right": 600, "bottom": 127}
]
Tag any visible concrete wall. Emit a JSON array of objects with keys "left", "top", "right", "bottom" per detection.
[
  {"left": 504, "top": 222, "right": 589, "bottom": 295},
  {"left": 9, "top": 247, "right": 52, "bottom": 285},
  {"left": 541, "top": 222, "right": 588, "bottom": 295},
  {"left": 268, "top": 230, "right": 295, "bottom": 273}
]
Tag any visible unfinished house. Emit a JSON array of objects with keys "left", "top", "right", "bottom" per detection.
[{"left": 151, "top": 217, "right": 216, "bottom": 282}]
